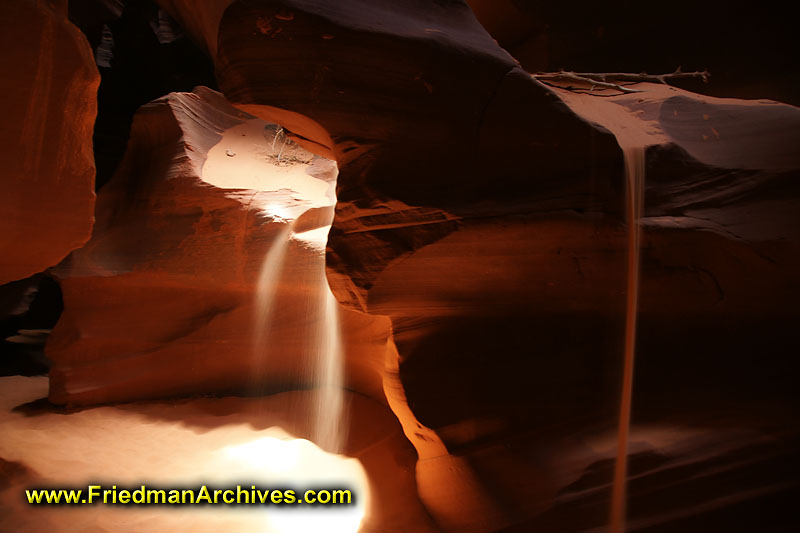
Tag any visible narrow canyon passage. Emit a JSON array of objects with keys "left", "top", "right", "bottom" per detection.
[
  {"left": 1, "top": 1, "right": 798, "bottom": 532},
  {"left": 1, "top": 94, "right": 373, "bottom": 532}
]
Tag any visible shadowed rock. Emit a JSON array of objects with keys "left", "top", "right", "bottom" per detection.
[
  {"left": 39, "top": 0, "right": 800, "bottom": 530},
  {"left": 0, "top": 1, "right": 98, "bottom": 284}
]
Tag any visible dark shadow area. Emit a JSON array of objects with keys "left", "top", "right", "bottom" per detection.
[
  {"left": 69, "top": 0, "right": 218, "bottom": 189},
  {"left": 0, "top": 457, "right": 36, "bottom": 491},
  {"left": 633, "top": 315, "right": 800, "bottom": 428},
  {"left": 0, "top": 274, "right": 62, "bottom": 377},
  {"left": 400, "top": 307, "right": 800, "bottom": 531},
  {"left": 469, "top": 0, "right": 798, "bottom": 105},
  {"left": 399, "top": 312, "right": 625, "bottom": 442},
  {"left": 501, "top": 441, "right": 800, "bottom": 532}
]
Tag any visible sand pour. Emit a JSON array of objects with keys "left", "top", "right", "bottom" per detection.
[
  {"left": 252, "top": 222, "right": 293, "bottom": 376},
  {"left": 309, "top": 278, "right": 346, "bottom": 452},
  {"left": 610, "top": 145, "right": 646, "bottom": 533},
  {"left": 252, "top": 226, "right": 346, "bottom": 452},
  {"left": 217, "top": 120, "right": 347, "bottom": 454}
]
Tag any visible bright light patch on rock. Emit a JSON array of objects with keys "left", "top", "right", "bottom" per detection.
[
  {"left": 0, "top": 377, "right": 368, "bottom": 533},
  {"left": 223, "top": 432, "right": 368, "bottom": 533},
  {"left": 202, "top": 121, "right": 334, "bottom": 220}
]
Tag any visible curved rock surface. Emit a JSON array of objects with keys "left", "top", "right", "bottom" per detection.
[
  {"left": 44, "top": 1, "right": 800, "bottom": 531},
  {"left": 465, "top": 0, "right": 799, "bottom": 106},
  {"left": 150, "top": 1, "right": 799, "bottom": 529},
  {"left": 0, "top": 0, "right": 98, "bottom": 284},
  {"left": 46, "top": 87, "right": 392, "bottom": 408}
]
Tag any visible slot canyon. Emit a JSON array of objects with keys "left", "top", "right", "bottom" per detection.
[{"left": 1, "top": 1, "right": 798, "bottom": 532}]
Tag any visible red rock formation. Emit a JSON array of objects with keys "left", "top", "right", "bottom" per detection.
[
  {"left": 47, "top": 87, "right": 392, "bottom": 408},
  {"left": 0, "top": 0, "right": 98, "bottom": 285},
  {"left": 465, "top": 1, "right": 799, "bottom": 106},
  {"left": 151, "top": 2, "right": 800, "bottom": 530},
  {"left": 41, "top": 82, "right": 441, "bottom": 531},
  {"left": 41, "top": 0, "right": 800, "bottom": 530}
]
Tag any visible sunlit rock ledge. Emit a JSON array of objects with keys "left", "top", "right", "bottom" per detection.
[{"left": 0, "top": 0, "right": 796, "bottom": 531}]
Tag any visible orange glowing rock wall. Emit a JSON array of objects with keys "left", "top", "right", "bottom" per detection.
[
  {"left": 17, "top": 0, "right": 798, "bottom": 531},
  {"left": 46, "top": 87, "right": 389, "bottom": 409},
  {"left": 151, "top": 1, "right": 800, "bottom": 530},
  {"left": 0, "top": 1, "right": 98, "bottom": 285}
]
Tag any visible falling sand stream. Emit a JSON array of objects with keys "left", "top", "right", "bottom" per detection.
[
  {"left": 204, "top": 119, "right": 346, "bottom": 453},
  {"left": 541, "top": 81, "right": 655, "bottom": 532},
  {"left": 252, "top": 223, "right": 293, "bottom": 369},
  {"left": 610, "top": 145, "right": 646, "bottom": 533},
  {"left": 252, "top": 224, "right": 345, "bottom": 453}
]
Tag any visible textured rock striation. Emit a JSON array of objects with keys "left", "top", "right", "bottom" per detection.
[
  {"left": 47, "top": 87, "right": 384, "bottom": 405},
  {"left": 43, "top": 89, "right": 438, "bottom": 533},
  {"left": 465, "top": 0, "right": 800, "bottom": 106},
  {"left": 0, "top": 0, "right": 99, "bottom": 285},
  {"left": 44, "top": 0, "right": 800, "bottom": 530}
]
